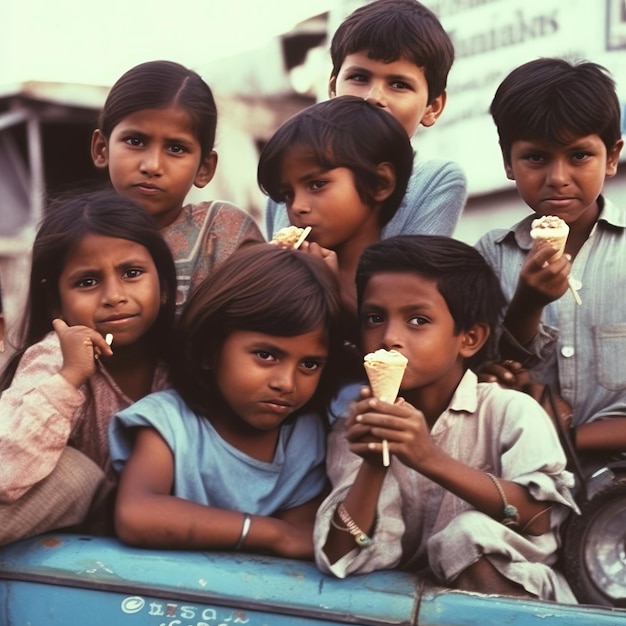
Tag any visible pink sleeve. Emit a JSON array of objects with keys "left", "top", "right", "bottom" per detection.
[{"left": 0, "top": 334, "right": 84, "bottom": 501}]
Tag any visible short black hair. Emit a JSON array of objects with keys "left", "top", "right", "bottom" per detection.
[
  {"left": 330, "top": 0, "right": 454, "bottom": 104},
  {"left": 356, "top": 235, "right": 506, "bottom": 369},
  {"left": 490, "top": 58, "right": 622, "bottom": 163},
  {"left": 258, "top": 96, "right": 413, "bottom": 227}
]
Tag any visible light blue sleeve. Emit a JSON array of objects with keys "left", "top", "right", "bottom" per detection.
[
  {"left": 264, "top": 197, "right": 290, "bottom": 241},
  {"left": 108, "top": 389, "right": 187, "bottom": 474},
  {"left": 382, "top": 157, "right": 467, "bottom": 238}
]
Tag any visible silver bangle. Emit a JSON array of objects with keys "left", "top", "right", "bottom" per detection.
[{"left": 235, "top": 513, "right": 251, "bottom": 550}]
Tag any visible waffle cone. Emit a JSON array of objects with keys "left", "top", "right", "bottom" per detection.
[
  {"left": 363, "top": 350, "right": 408, "bottom": 402},
  {"left": 530, "top": 216, "right": 569, "bottom": 262}
]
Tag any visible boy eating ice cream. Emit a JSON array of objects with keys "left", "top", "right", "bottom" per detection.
[
  {"left": 475, "top": 58, "right": 625, "bottom": 473},
  {"left": 314, "top": 235, "right": 578, "bottom": 602}
]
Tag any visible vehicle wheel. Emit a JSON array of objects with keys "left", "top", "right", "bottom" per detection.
[{"left": 563, "top": 474, "right": 626, "bottom": 607}]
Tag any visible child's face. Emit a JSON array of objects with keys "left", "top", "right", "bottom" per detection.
[
  {"left": 506, "top": 134, "right": 622, "bottom": 229},
  {"left": 214, "top": 327, "right": 328, "bottom": 432},
  {"left": 360, "top": 271, "right": 471, "bottom": 398},
  {"left": 280, "top": 148, "right": 381, "bottom": 251},
  {"left": 330, "top": 51, "right": 444, "bottom": 137},
  {"left": 91, "top": 106, "right": 216, "bottom": 229},
  {"left": 58, "top": 233, "right": 162, "bottom": 348}
]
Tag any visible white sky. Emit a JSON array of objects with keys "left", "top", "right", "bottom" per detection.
[{"left": 1, "top": 0, "right": 333, "bottom": 87}]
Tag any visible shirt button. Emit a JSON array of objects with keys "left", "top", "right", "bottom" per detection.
[{"left": 561, "top": 346, "right": 575, "bottom": 358}]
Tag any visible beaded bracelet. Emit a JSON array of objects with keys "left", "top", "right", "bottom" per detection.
[
  {"left": 235, "top": 513, "right": 251, "bottom": 550},
  {"left": 331, "top": 503, "right": 374, "bottom": 547},
  {"left": 485, "top": 473, "right": 519, "bottom": 527}
]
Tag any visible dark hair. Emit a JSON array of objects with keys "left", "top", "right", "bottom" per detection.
[
  {"left": 172, "top": 243, "right": 343, "bottom": 417},
  {"left": 0, "top": 189, "right": 177, "bottom": 391},
  {"left": 98, "top": 60, "right": 217, "bottom": 158},
  {"left": 330, "top": 0, "right": 454, "bottom": 104},
  {"left": 356, "top": 235, "right": 506, "bottom": 369},
  {"left": 258, "top": 96, "right": 413, "bottom": 228},
  {"left": 490, "top": 58, "right": 622, "bottom": 163}
]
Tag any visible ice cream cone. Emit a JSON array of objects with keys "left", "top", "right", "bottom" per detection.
[
  {"left": 530, "top": 215, "right": 569, "bottom": 262},
  {"left": 363, "top": 349, "right": 408, "bottom": 402}
]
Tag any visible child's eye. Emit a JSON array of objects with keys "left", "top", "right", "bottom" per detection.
[
  {"left": 408, "top": 315, "right": 429, "bottom": 326},
  {"left": 571, "top": 151, "right": 590, "bottom": 162},
  {"left": 347, "top": 73, "right": 368, "bottom": 83},
  {"left": 124, "top": 136, "right": 143, "bottom": 147},
  {"left": 363, "top": 313, "right": 384, "bottom": 325},
  {"left": 522, "top": 153, "right": 545, "bottom": 164},
  {"left": 301, "top": 359, "right": 324, "bottom": 372},
  {"left": 390, "top": 80, "right": 410, "bottom": 90},
  {"left": 309, "top": 180, "right": 327, "bottom": 191},
  {"left": 123, "top": 268, "right": 144, "bottom": 280},
  {"left": 255, "top": 350, "right": 276, "bottom": 362},
  {"left": 168, "top": 144, "right": 186, "bottom": 154},
  {"left": 75, "top": 277, "right": 98, "bottom": 288}
]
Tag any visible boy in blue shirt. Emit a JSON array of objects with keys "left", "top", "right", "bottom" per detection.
[
  {"left": 265, "top": 0, "right": 466, "bottom": 241},
  {"left": 475, "top": 58, "right": 625, "bottom": 471}
]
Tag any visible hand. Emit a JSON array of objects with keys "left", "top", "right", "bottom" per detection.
[
  {"left": 517, "top": 243, "right": 571, "bottom": 307},
  {"left": 53, "top": 318, "right": 113, "bottom": 388},
  {"left": 346, "top": 394, "right": 436, "bottom": 472},
  {"left": 297, "top": 241, "right": 339, "bottom": 275},
  {"left": 478, "top": 360, "right": 530, "bottom": 390}
]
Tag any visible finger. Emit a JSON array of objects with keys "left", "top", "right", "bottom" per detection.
[{"left": 52, "top": 318, "right": 69, "bottom": 334}]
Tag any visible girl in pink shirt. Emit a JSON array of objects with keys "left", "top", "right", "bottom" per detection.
[{"left": 0, "top": 189, "right": 176, "bottom": 545}]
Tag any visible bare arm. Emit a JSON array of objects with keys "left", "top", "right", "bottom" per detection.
[
  {"left": 575, "top": 418, "right": 626, "bottom": 452},
  {"left": 115, "top": 428, "right": 318, "bottom": 558},
  {"left": 355, "top": 398, "right": 553, "bottom": 535}
]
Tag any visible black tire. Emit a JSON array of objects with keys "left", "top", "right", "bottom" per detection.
[{"left": 563, "top": 474, "right": 626, "bottom": 607}]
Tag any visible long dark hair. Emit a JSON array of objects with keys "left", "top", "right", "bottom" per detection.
[
  {"left": 172, "top": 243, "right": 344, "bottom": 417},
  {"left": 0, "top": 189, "right": 177, "bottom": 391}
]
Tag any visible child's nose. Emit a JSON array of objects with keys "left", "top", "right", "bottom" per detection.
[
  {"left": 290, "top": 191, "right": 311, "bottom": 215},
  {"left": 102, "top": 279, "right": 128, "bottom": 305},
  {"left": 269, "top": 365, "right": 296, "bottom": 393},
  {"left": 365, "top": 83, "right": 386, "bottom": 108},
  {"left": 382, "top": 325, "right": 403, "bottom": 350},
  {"left": 546, "top": 159, "right": 570, "bottom": 186},
  {"left": 140, "top": 148, "right": 163, "bottom": 175}
]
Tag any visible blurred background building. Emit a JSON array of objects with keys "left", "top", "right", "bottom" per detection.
[{"left": 1, "top": 0, "right": 626, "bottom": 367}]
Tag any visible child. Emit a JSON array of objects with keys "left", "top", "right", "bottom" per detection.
[
  {"left": 108, "top": 244, "right": 343, "bottom": 559},
  {"left": 314, "top": 235, "right": 578, "bottom": 602},
  {"left": 0, "top": 189, "right": 177, "bottom": 545},
  {"left": 475, "top": 59, "right": 625, "bottom": 470},
  {"left": 258, "top": 95, "right": 413, "bottom": 344},
  {"left": 91, "top": 60, "right": 264, "bottom": 313},
  {"left": 265, "top": 0, "right": 466, "bottom": 241}
]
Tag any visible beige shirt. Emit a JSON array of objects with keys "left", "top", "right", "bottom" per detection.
[{"left": 314, "top": 370, "right": 578, "bottom": 601}]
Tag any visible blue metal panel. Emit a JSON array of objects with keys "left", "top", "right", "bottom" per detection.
[
  {"left": 1, "top": 534, "right": 626, "bottom": 625},
  {"left": 0, "top": 535, "right": 420, "bottom": 625}
]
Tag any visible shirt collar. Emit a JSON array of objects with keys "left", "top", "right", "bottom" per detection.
[
  {"left": 448, "top": 369, "right": 479, "bottom": 415},
  {"left": 495, "top": 195, "right": 624, "bottom": 250}
]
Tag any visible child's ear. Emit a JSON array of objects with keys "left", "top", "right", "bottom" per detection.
[
  {"left": 459, "top": 322, "right": 490, "bottom": 359},
  {"left": 420, "top": 92, "right": 447, "bottom": 128},
  {"left": 328, "top": 74, "right": 337, "bottom": 98},
  {"left": 373, "top": 162, "right": 397, "bottom": 203},
  {"left": 194, "top": 151, "right": 218, "bottom": 189},
  {"left": 606, "top": 139, "right": 624, "bottom": 178},
  {"left": 501, "top": 149, "right": 515, "bottom": 180},
  {"left": 90, "top": 130, "right": 109, "bottom": 169}
]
